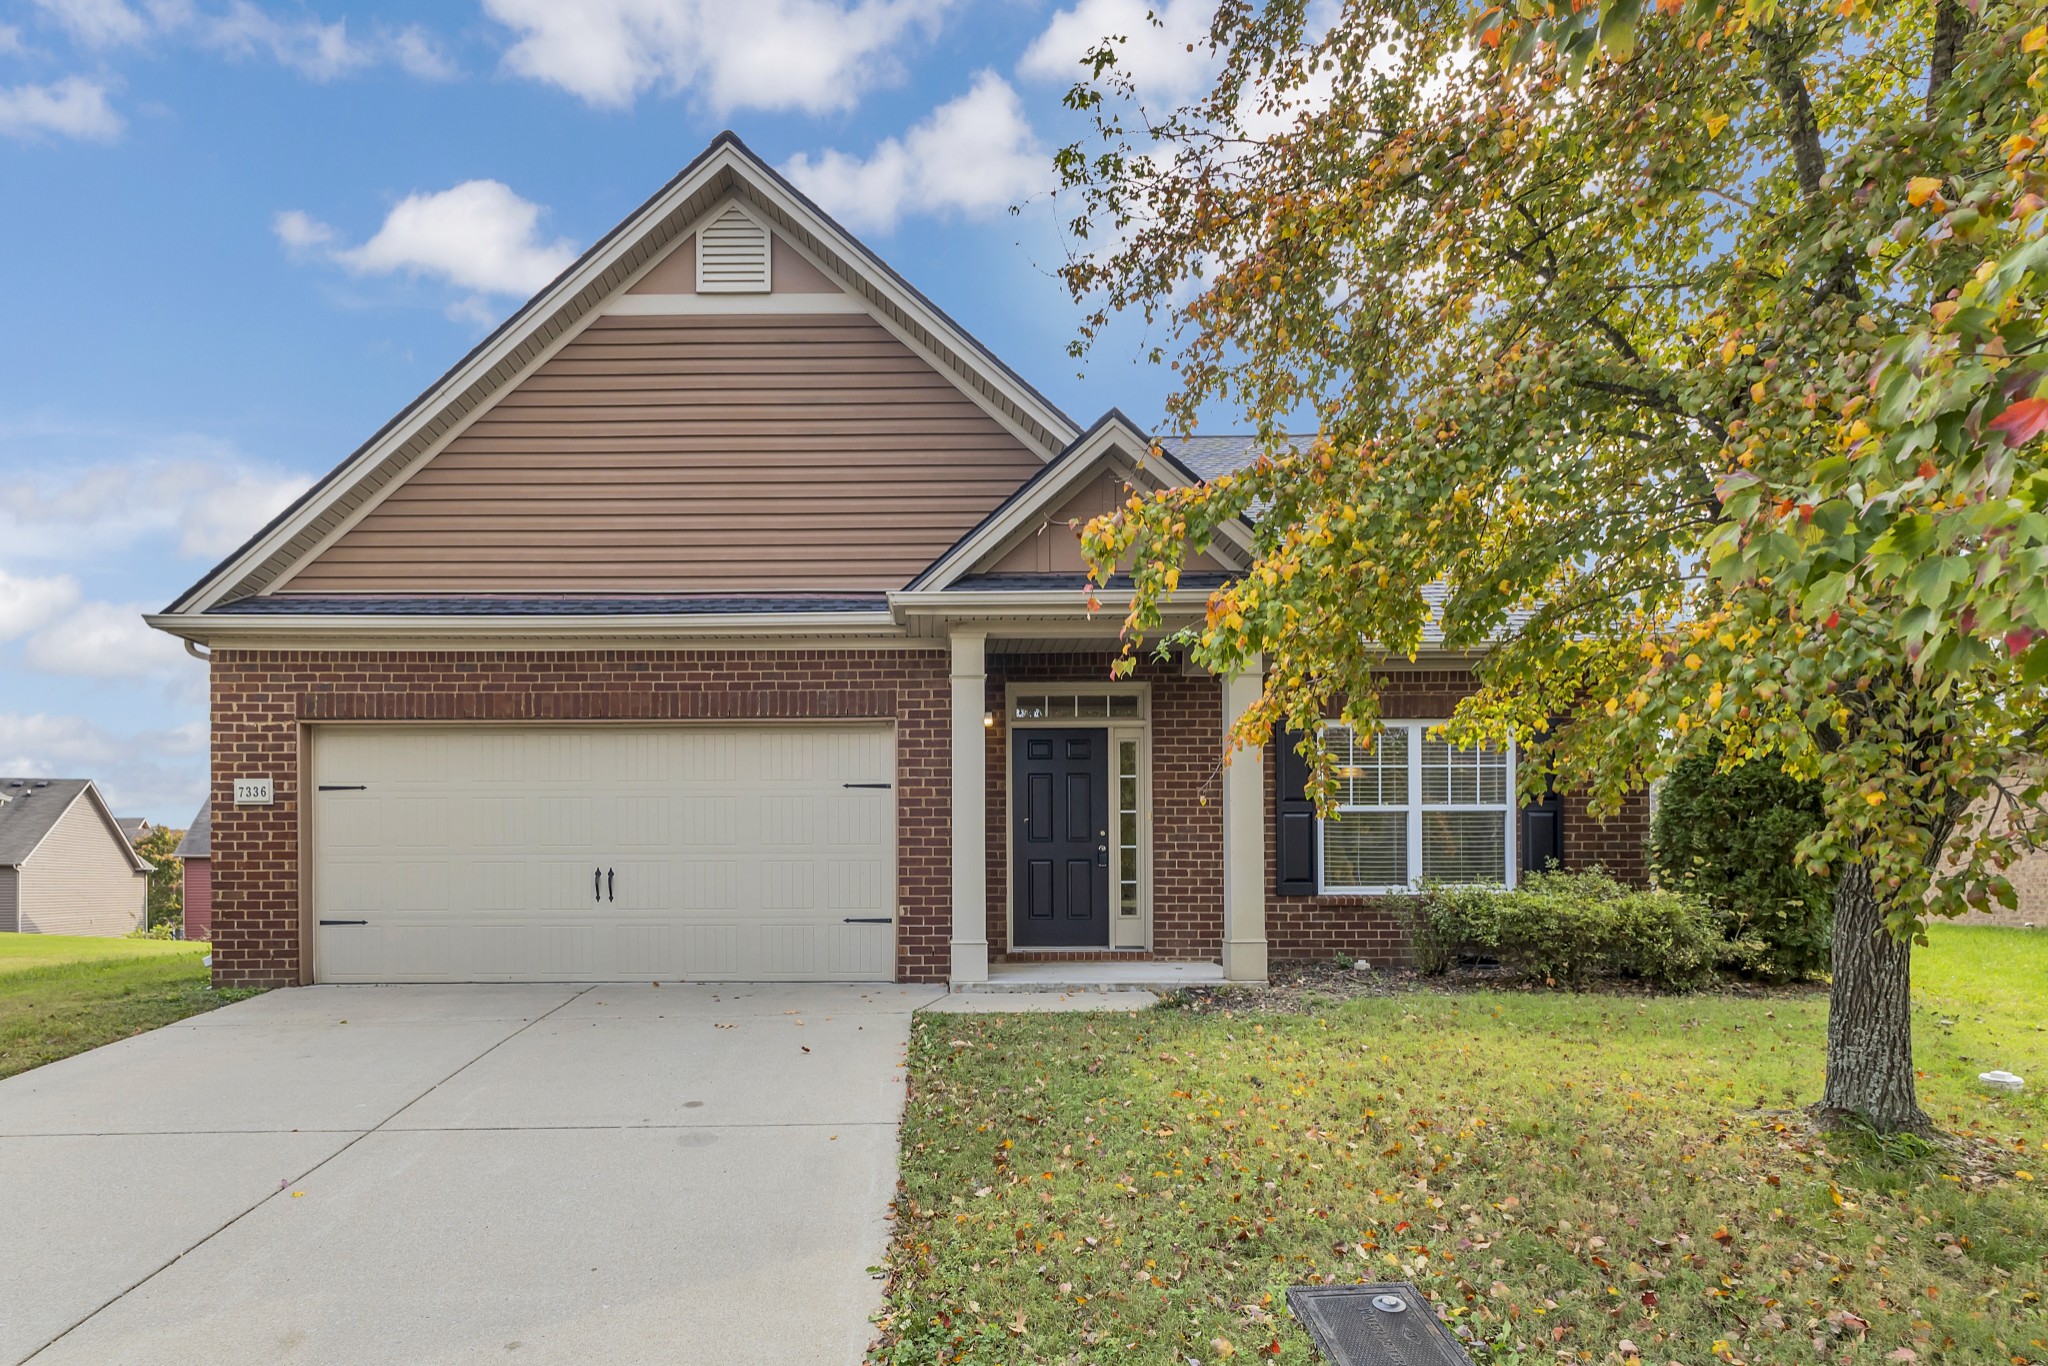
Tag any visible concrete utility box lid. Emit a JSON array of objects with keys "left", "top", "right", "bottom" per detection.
[{"left": 1286, "top": 1282, "right": 1475, "bottom": 1366}]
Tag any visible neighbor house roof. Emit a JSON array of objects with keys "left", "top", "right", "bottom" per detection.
[
  {"left": 114, "top": 817, "right": 152, "bottom": 846},
  {"left": 179, "top": 799, "right": 211, "bottom": 860},
  {"left": 0, "top": 779, "right": 154, "bottom": 872}
]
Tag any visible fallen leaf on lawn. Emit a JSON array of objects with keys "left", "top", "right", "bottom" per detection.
[
  {"left": 1211, "top": 1338, "right": 1236, "bottom": 1358},
  {"left": 1887, "top": 1350, "right": 1917, "bottom": 1362}
]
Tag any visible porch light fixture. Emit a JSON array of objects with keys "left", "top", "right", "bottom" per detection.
[{"left": 983, "top": 711, "right": 996, "bottom": 728}]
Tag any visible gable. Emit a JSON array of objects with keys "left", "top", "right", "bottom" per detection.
[
  {"left": 981, "top": 471, "right": 1230, "bottom": 575},
  {"left": 274, "top": 259, "right": 1047, "bottom": 595},
  {"left": 157, "top": 134, "right": 1081, "bottom": 619}
]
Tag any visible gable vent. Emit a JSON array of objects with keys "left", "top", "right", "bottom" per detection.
[{"left": 696, "top": 204, "right": 772, "bottom": 293}]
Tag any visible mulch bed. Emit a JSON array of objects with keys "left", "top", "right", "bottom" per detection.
[{"left": 1168, "top": 958, "right": 1829, "bottom": 1015}]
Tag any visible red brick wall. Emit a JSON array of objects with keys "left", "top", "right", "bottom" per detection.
[
  {"left": 207, "top": 647, "right": 951, "bottom": 987},
  {"left": 182, "top": 858, "right": 211, "bottom": 941},
  {"left": 1265, "top": 669, "right": 1651, "bottom": 964},
  {"left": 982, "top": 654, "right": 1224, "bottom": 961}
]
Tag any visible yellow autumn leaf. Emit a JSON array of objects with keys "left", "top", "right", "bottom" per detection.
[
  {"left": 1866, "top": 791, "right": 1886, "bottom": 806},
  {"left": 1704, "top": 112, "right": 1729, "bottom": 137},
  {"left": 1684, "top": 652, "right": 1703, "bottom": 670},
  {"left": 2025, "top": 25, "right": 2046, "bottom": 52},
  {"left": 1906, "top": 176, "right": 1943, "bottom": 207}
]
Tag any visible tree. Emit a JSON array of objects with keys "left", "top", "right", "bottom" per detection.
[
  {"left": 1054, "top": 0, "right": 2048, "bottom": 1130},
  {"left": 135, "top": 825, "right": 184, "bottom": 930}
]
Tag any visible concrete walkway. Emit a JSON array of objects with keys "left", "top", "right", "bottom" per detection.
[{"left": 0, "top": 981, "right": 943, "bottom": 1366}]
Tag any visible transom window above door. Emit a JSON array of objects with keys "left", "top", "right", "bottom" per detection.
[
  {"left": 1012, "top": 691, "right": 1143, "bottom": 721},
  {"left": 1318, "top": 721, "right": 1515, "bottom": 894}
]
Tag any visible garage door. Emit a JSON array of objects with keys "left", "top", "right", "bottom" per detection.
[{"left": 311, "top": 725, "right": 896, "bottom": 983}]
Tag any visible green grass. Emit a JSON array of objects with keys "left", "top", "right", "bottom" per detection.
[
  {"left": 874, "top": 925, "right": 2047, "bottom": 1364},
  {"left": 0, "top": 933, "right": 262, "bottom": 1080}
]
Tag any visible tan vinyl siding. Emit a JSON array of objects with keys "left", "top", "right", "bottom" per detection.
[
  {"left": 0, "top": 868, "right": 16, "bottom": 933},
  {"left": 15, "top": 793, "right": 146, "bottom": 937},
  {"left": 984, "top": 472, "right": 1231, "bottom": 575},
  {"left": 280, "top": 313, "right": 1047, "bottom": 594},
  {"left": 625, "top": 233, "right": 843, "bottom": 296}
]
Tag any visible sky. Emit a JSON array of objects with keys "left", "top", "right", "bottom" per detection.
[{"left": 0, "top": 0, "right": 1237, "bottom": 825}]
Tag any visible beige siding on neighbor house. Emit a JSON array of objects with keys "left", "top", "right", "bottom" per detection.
[
  {"left": 984, "top": 472, "right": 1232, "bottom": 575},
  {"left": 15, "top": 792, "right": 145, "bottom": 936},
  {"left": 278, "top": 312, "right": 1047, "bottom": 595},
  {"left": 625, "top": 234, "right": 843, "bottom": 295},
  {"left": 0, "top": 867, "right": 16, "bottom": 933}
]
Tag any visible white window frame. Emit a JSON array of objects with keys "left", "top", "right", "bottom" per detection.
[{"left": 1316, "top": 719, "right": 1518, "bottom": 895}]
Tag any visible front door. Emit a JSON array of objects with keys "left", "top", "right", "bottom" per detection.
[{"left": 1012, "top": 727, "right": 1109, "bottom": 947}]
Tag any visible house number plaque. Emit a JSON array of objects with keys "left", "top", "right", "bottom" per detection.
[{"left": 233, "top": 777, "right": 274, "bottom": 806}]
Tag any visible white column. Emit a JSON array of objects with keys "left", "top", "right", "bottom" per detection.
[
  {"left": 949, "top": 628, "right": 989, "bottom": 986},
  {"left": 1220, "top": 663, "right": 1268, "bottom": 983}
]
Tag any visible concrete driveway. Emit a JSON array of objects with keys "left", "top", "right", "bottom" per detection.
[{"left": 0, "top": 980, "right": 943, "bottom": 1365}]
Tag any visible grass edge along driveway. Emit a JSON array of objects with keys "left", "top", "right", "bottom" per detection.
[
  {"left": 0, "top": 934, "right": 261, "bottom": 1080},
  {"left": 873, "top": 925, "right": 2047, "bottom": 1365}
]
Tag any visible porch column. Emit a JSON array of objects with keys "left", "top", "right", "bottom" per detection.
[
  {"left": 1220, "top": 663, "right": 1268, "bottom": 983},
  {"left": 949, "top": 627, "right": 989, "bottom": 985}
]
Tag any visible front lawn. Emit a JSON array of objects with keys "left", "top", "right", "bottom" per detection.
[
  {"left": 0, "top": 933, "right": 260, "bottom": 1080},
  {"left": 874, "top": 925, "right": 2047, "bottom": 1364}
]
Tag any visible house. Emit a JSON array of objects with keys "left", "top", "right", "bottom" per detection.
[
  {"left": 145, "top": 133, "right": 1647, "bottom": 989},
  {"left": 179, "top": 798, "right": 212, "bottom": 941},
  {"left": 114, "top": 816, "right": 154, "bottom": 846},
  {"left": 0, "top": 779, "right": 154, "bottom": 936}
]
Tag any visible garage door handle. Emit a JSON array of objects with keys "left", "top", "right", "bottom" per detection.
[
  {"left": 607, "top": 868, "right": 615, "bottom": 902},
  {"left": 594, "top": 868, "right": 601, "bottom": 902},
  {"left": 319, "top": 919, "right": 367, "bottom": 926}
]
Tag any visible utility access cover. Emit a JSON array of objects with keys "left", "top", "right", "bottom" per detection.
[{"left": 1285, "top": 1282, "right": 1475, "bottom": 1366}]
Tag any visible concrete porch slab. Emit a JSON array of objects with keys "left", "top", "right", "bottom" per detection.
[
  {"left": 959, "top": 960, "right": 1225, "bottom": 993},
  {"left": 920, "top": 989, "right": 1158, "bottom": 1014}
]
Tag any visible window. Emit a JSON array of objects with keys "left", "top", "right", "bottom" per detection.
[
  {"left": 1318, "top": 721, "right": 1513, "bottom": 893},
  {"left": 1117, "top": 739, "right": 1140, "bottom": 916},
  {"left": 1012, "top": 691, "right": 1142, "bottom": 721}
]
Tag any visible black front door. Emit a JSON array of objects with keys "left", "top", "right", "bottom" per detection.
[{"left": 1013, "top": 727, "right": 1109, "bottom": 947}]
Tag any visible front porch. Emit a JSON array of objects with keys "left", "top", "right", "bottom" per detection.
[{"left": 941, "top": 627, "right": 1268, "bottom": 987}]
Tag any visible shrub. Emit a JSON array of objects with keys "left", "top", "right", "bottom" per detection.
[
  {"left": 1650, "top": 742, "right": 1834, "bottom": 980},
  {"left": 127, "top": 919, "right": 183, "bottom": 941},
  {"left": 1405, "top": 869, "right": 1726, "bottom": 990}
]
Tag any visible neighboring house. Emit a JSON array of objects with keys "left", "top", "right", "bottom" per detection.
[
  {"left": 146, "top": 133, "right": 1647, "bottom": 990},
  {"left": 114, "top": 816, "right": 154, "bottom": 846},
  {"left": 180, "top": 799, "right": 212, "bottom": 941},
  {"left": 0, "top": 779, "right": 153, "bottom": 936}
]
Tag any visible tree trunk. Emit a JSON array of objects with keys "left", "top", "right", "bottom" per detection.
[{"left": 1820, "top": 861, "right": 1929, "bottom": 1132}]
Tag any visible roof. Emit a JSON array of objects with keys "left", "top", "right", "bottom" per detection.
[
  {"left": 179, "top": 799, "right": 211, "bottom": 860},
  {"left": 155, "top": 132, "right": 1084, "bottom": 625},
  {"left": 0, "top": 779, "right": 154, "bottom": 872},
  {"left": 1162, "top": 435, "right": 1279, "bottom": 483},
  {"left": 113, "top": 816, "right": 152, "bottom": 845},
  {"left": 210, "top": 594, "right": 890, "bottom": 617}
]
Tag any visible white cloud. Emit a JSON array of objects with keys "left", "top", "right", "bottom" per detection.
[
  {"left": 0, "top": 76, "right": 124, "bottom": 142},
  {"left": 0, "top": 570, "right": 81, "bottom": 640},
  {"left": 1018, "top": 0, "right": 1217, "bottom": 104},
  {"left": 27, "top": 1, "right": 458, "bottom": 82},
  {"left": 0, "top": 439, "right": 311, "bottom": 561},
  {"left": 0, "top": 712, "right": 209, "bottom": 822},
  {"left": 24, "top": 598, "right": 187, "bottom": 681},
  {"left": 272, "top": 208, "right": 335, "bottom": 250},
  {"left": 0, "top": 24, "right": 26, "bottom": 55},
  {"left": 30, "top": 0, "right": 152, "bottom": 48},
  {"left": 782, "top": 72, "right": 1050, "bottom": 234},
  {"left": 281, "top": 181, "right": 579, "bottom": 313},
  {"left": 482, "top": 0, "right": 948, "bottom": 113}
]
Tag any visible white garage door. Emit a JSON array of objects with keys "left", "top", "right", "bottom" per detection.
[{"left": 311, "top": 725, "right": 896, "bottom": 983}]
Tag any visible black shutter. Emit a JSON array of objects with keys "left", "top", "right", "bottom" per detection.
[
  {"left": 1274, "top": 727, "right": 1318, "bottom": 895},
  {"left": 1520, "top": 791, "right": 1564, "bottom": 875}
]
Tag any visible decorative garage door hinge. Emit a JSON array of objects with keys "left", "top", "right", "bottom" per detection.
[
  {"left": 842, "top": 782, "right": 891, "bottom": 789},
  {"left": 317, "top": 784, "right": 368, "bottom": 792}
]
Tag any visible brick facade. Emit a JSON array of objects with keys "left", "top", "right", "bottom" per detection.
[
  {"left": 208, "top": 650, "right": 1653, "bottom": 988},
  {"left": 1263, "top": 669, "right": 1652, "bottom": 965},
  {"left": 207, "top": 647, "right": 951, "bottom": 987}
]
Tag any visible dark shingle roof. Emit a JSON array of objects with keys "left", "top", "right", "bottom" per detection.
[
  {"left": 211, "top": 594, "right": 890, "bottom": 616},
  {"left": 1162, "top": 435, "right": 1280, "bottom": 483},
  {"left": 0, "top": 779, "right": 96, "bottom": 868},
  {"left": 179, "top": 798, "right": 211, "bottom": 860},
  {"left": 114, "top": 817, "right": 152, "bottom": 845}
]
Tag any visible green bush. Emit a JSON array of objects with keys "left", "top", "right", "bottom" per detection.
[
  {"left": 126, "top": 919, "right": 183, "bottom": 941},
  {"left": 1650, "top": 742, "right": 1833, "bottom": 980},
  {"left": 1405, "top": 869, "right": 1726, "bottom": 990}
]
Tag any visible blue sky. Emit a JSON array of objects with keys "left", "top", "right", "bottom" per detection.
[{"left": 0, "top": 0, "right": 1230, "bottom": 824}]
